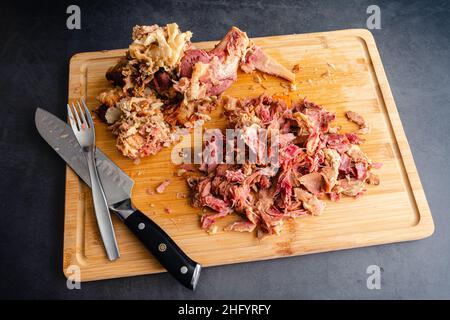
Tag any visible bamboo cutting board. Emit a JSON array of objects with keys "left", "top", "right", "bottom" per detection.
[{"left": 64, "top": 29, "right": 434, "bottom": 282}]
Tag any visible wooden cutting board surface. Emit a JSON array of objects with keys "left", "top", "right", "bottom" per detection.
[{"left": 65, "top": 29, "right": 433, "bottom": 281}]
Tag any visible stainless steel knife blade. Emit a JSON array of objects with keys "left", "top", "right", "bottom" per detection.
[
  {"left": 35, "top": 107, "right": 202, "bottom": 289},
  {"left": 35, "top": 108, "right": 134, "bottom": 206}
]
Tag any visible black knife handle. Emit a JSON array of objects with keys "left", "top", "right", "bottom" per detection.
[{"left": 124, "top": 210, "right": 201, "bottom": 290}]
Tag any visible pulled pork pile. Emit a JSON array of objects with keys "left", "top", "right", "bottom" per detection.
[
  {"left": 96, "top": 23, "right": 294, "bottom": 159},
  {"left": 187, "top": 94, "right": 382, "bottom": 236}
]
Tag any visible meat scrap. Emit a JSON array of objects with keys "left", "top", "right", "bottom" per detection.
[
  {"left": 187, "top": 94, "right": 382, "bottom": 237},
  {"left": 109, "top": 96, "right": 174, "bottom": 159},
  {"left": 292, "top": 64, "right": 302, "bottom": 74},
  {"left": 164, "top": 207, "right": 173, "bottom": 214},
  {"left": 294, "top": 188, "right": 325, "bottom": 216},
  {"left": 345, "top": 110, "right": 371, "bottom": 134},
  {"left": 299, "top": 172, "right": 324, "bottom": 195},
  {"left": 96, "top": 23, "right": 295, "bottom": 161},
  {"left": 225, "top": 221, "right": 257, "bottom": 232},
  {"left": 156, "top": 179, "right": 171, "bottom": 194},
  {"left": 241, "top": 44, "right": 296, "bottom": 82}
]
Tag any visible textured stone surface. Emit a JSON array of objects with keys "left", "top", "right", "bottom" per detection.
[{"left": 0, "top": 0, "right": 449, "bottom": 299}]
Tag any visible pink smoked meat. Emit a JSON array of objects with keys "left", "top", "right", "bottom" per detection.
[
  {"left": 241, "top": 45, "right": 296, "bottom": 82},
  {"left": 187, "top": 94, "right": 382, "bottom": 237},
  {"left": 156, "top": 179, "right": 171, "bottom": 194},
  {"left": 178, "top": 27, "right": 295, "bottom": 98}
]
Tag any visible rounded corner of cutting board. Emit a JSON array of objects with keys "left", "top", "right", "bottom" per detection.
[
  {"left": 347, "top": 28, "right": 375, "bottom": 37},
  {"left": 68, "top": 52, "right": 85, "bottom": 65},
  {"left": 415, "top": 213, "right": 435, "bottom": 240},
  {"left": 68, "top": 51, "right": 94, "bottom": 68},
  {"left": 424, "top": 222, "right": 435, "bottom": 239},
  {"left": 62, "top": 247, "right": 84, "bottom": 281}
]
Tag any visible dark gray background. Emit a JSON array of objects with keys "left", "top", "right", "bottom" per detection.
[{"left": 0, "top": 0, "right": 449, "bottom": 299}]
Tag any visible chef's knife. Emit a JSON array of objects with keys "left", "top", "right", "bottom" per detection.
[{"left": 35, "top": 108, "right": 201, "bottom": 290}]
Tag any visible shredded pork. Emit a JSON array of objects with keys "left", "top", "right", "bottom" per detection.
[
  {"left": 93, "top": 23, "right": 382, "bottom": 238},
  {"left": 156, "top": 179, "right": 171, "bottom": 194},
  {"left": 109, "top": 96, "right": 174, "bottom": 159},
  {"left": 187, "top": 94, "right": 382, "bottom": 237},
  {"left": 96, "top": 23, "right": 294, "bottom": 160}
]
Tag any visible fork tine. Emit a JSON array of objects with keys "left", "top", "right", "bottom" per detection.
[
  {"left": 81, "top": 99, "right": 94, "bottom": 128},
  {"left": 67, "top": 103, "right": 78, "bottom": 132},
  {"left": 76, "top": 100, "right": 87, "bottom": 128},
  {"left": 71, "top": 102, "right": 82, "bottom": 130}
]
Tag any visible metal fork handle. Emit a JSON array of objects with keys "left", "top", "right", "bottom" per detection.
[{"left": 85, "top": 149, "right": 120, "bottom": 261}]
